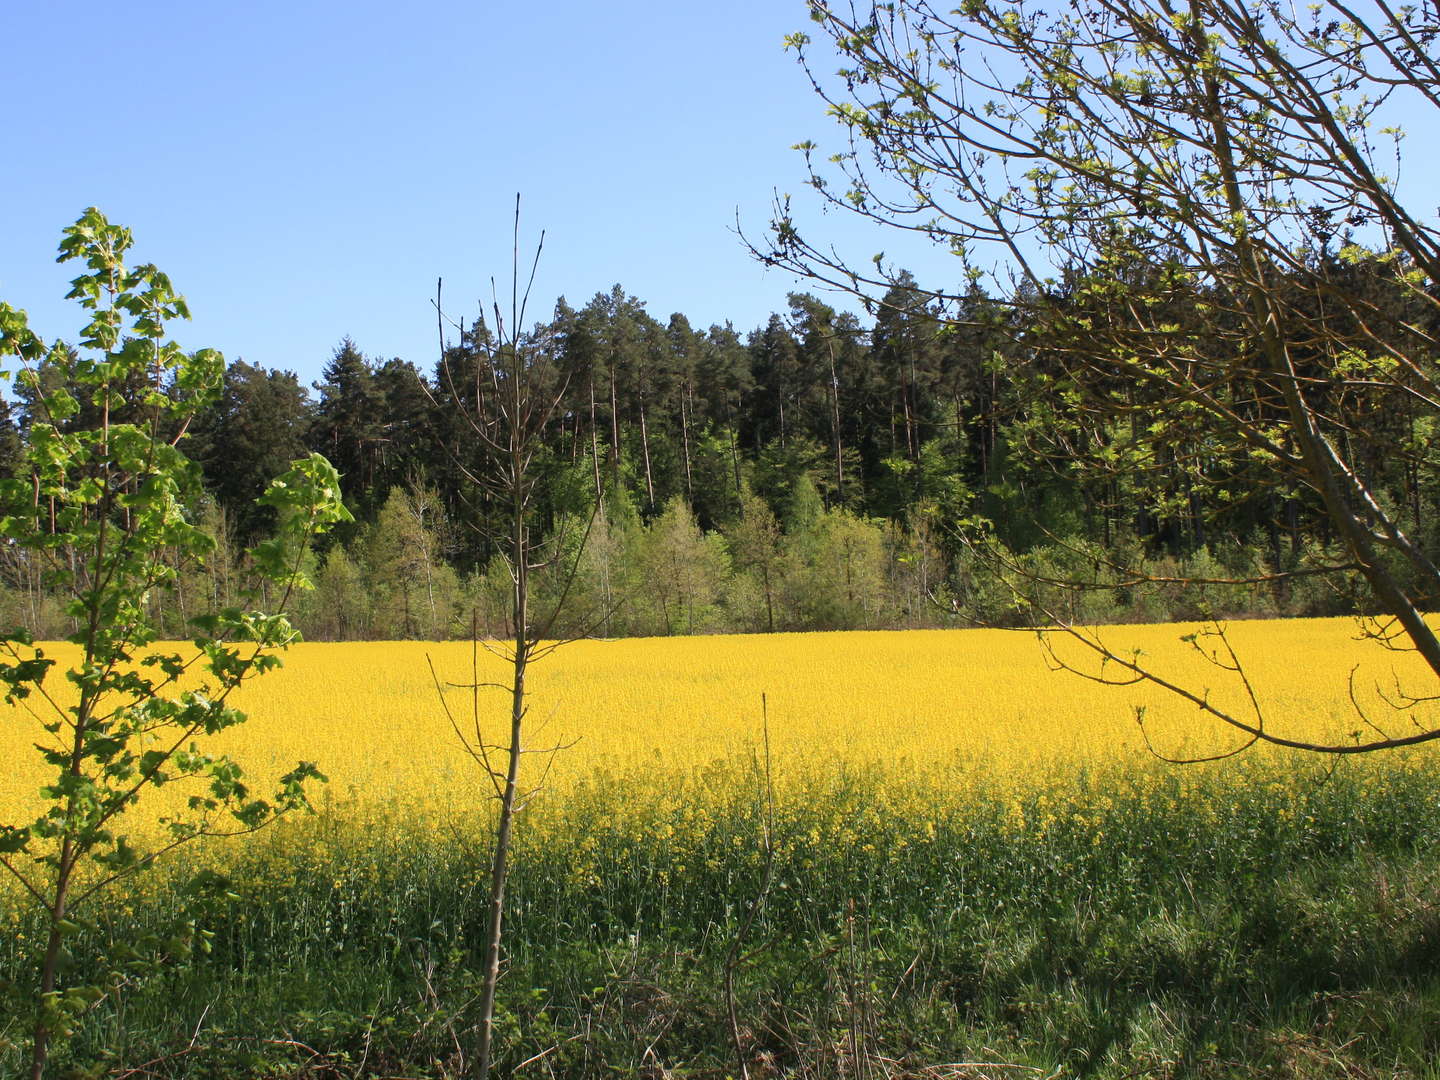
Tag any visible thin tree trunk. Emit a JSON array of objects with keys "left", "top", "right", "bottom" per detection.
[
  {"left": 30, "top": 848, "right": 72, "bottom": 1080},
  {"left": 727, "top": 398, "right": 743, "bottom": 496},
  {"left": 32, "top": 571, "right": 107, "bottom": 1080},
  {"left": 420, "top": 524, "right": 438, "bottom": 639},
  {"left": 609, "top": 373, "right": 621, "bottom": 493},
  {"left": 777, "top": 386, "right": 786, "bottom": 450},
  {"left": 475, "top": 581, "right": 525, "bottom": 1080},
  {"left": 903, "top": 359, "right": 918, "bottom": 459},
  {"left": 477, "top": 358, "right": 531, "bottom": 1080},
  {"left": 639, "top": 391, "right": 655, "bottom": 512},
  {"left": 732, "top": 425, "right": 743, "bottom": 496},
  {"left": 589, "top": 374, "right": 604, "bottom": 509},
  {"left": 680, "top": 381, "right": 695, "bottom": 503}
]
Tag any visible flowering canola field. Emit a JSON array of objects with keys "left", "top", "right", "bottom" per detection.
[{"left": 3, "top": 618, "right": 1435, "bottom": 847}]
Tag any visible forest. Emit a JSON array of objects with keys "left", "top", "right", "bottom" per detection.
[{"left": 2, "top": 252, "right": 1427, "bottom": 643}]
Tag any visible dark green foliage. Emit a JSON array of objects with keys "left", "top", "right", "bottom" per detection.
[
  {"left": 9, "top": 246, "right": 1439, "bottom": 638},
  {"left": 188, "top": 361, "right": 311, "bottom": 544},
  {"left": 309, "top": 338, "right": 386, "bottom": 530}
]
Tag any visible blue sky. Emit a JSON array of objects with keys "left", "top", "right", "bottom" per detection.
[
  {"left": 2, "top": 1, "right": 960, "bottom": 387},
  {"left": 6, "top": 3, "right": 1436, "bottom": 391}
]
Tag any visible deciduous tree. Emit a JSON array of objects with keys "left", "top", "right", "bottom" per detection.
[
  {"left": 0, "top": 209, "right": 348, "bottom": 1078},
  {"left": 767, "top": 0, "right": 1440, "bottom": 755}
]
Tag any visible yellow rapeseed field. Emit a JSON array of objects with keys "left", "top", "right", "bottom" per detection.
[{"left": 2, "top": 617, "right": 1436, "bottom": 849}]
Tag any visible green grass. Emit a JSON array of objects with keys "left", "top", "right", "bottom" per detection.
[{"left": 6, "top": 757, "right": 1440, "bottom": 1077}]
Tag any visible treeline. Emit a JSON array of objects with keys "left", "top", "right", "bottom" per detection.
[{"left": 2, "top": 255, "right": 1433, "bottom": 640}]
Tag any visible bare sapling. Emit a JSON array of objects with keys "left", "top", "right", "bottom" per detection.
[{"left": 427, "top": 196, "right": 598, "bottom": 1077}]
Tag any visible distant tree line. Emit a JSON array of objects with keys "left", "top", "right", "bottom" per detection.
[{"left": 0, "top": 250, "right": 1432, "bottom": 640}]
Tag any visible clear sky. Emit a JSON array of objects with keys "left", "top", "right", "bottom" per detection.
[{"left": 2, "top": 1, "right": 963, "bottom": 387}]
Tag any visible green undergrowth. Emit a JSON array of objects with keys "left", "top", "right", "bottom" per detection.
[{"left": 6, "top": 757, "right": 1440, "bottom": 1078}]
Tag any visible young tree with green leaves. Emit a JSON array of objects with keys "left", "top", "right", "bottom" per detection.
[
  {"left": 364, "top": 485, "right": 458, "bottom": 639},
  {"left": 728, "top": 486, "right": 789, "bottom": 632},
  {"left": 639, "top": 495, "right": 732, "bottom": 634},
  {"left": 304, "top": 543, "right": 371, "bottom": 640},
  {"left": 0, "top": 209, "right": 349, "bottom": 1078},
  {"left": 792, "top": 506, "right": 890, "bottom": 630}
]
